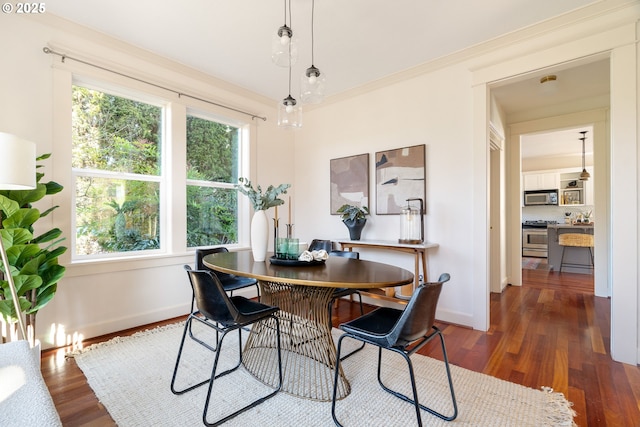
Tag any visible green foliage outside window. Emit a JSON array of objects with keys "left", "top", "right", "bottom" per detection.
[
  {"left": 186, "top": 116, "right": 240, "bottom": 247},
  {"left": 73, "top": 86, "right": 161, "bottom": 255},
  {"left": 72, "top": 86, "right": 242, "bottom": 255}
]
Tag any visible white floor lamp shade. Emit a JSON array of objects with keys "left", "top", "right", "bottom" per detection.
[
  {"left": 0, "top": 132, "right": 36, "bottom": 189},
  {"left": 0, "top": 132, "right": 36, "bottom": 341}
]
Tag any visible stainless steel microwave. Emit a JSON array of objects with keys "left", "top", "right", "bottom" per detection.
[{"left": 524, "top": 189, "right": 558, "bottom": 206}]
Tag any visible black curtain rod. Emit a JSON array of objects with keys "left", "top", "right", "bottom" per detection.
[{"left": 42, "top": 47, "right": 267, "bottom": 122}]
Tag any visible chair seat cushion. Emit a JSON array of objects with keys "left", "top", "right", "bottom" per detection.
[
  {"left": 220, "top": 275, "right": 258, "bottom": 292},
  {"left": 339, "top": 307, "right": 403, "bottom": 346},
  {"left": 229, "top": 296, "right": 279, "bottom": 325}
]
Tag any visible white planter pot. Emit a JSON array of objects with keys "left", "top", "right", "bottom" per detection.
[{"left": 251, "top": 210, "right": 269, "bottom": 262}]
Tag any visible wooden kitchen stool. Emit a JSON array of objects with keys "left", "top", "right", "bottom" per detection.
[{"left": 558, "top": 233, "right": 594, "bottom": 273}]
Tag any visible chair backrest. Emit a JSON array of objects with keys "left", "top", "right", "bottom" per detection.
[
  {"left": 184, "top": 265, "right": 239, "bottom": 325},
  {"left": 385, "top": 273, "right": 450, "bottom": 347},
  {"left": 329, "top": 250, "right": 360, "bottom": 259},
  {"left": 309, "top": 239, "right": 333, "bottom": 252},
  {"left": 196, "top": 247, "right": 232, "bottom": 280}
]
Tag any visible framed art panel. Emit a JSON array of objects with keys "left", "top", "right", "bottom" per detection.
[
  {"left": 375, "top": 144, "right": 425, "bottom": 214},
  {"left": 330, "top": 153, "right": 369, "bottom": 214}
]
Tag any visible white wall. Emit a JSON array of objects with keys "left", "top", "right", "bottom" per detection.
[
  {"left": 294, "top": 66, "right": 477, "bottom": 327},
  {"left": 294, "top": 3, "right": 640, "bottom": 363}
]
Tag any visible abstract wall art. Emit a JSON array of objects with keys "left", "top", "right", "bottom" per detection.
[
  {"left": 330, "top": 153, "right": 369, "bottom": 214},
  {"left": 375, "top": 144, "right": 425, "bottom": 214}
]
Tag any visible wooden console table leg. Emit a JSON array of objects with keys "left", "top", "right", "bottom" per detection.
[
  {"left": 420, "top": 249, "right": 428, "bottom": 283},
  {"left": 398, "top": 250, "right": 419, "bottom": 298}
]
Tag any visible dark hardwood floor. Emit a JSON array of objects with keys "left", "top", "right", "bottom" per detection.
[{"left": 41, "top": 268, "right": 640, "bottom": 426}]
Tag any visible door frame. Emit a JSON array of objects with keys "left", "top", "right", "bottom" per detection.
[{"left": 474, "top": 39, "right": 638, "bottom": 364}]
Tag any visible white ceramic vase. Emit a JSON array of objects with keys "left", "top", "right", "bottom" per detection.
[{"left": 251, "top": 210, "right": 269, "bottom": 262}]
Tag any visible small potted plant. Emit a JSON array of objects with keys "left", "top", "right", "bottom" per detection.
[{"left": 336, "top": 204, "right": 370, "bottom": 241}]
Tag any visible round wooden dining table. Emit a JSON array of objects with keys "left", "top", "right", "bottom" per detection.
[{"left": 203, "top": 249, "right": 413, "bottom": 401}]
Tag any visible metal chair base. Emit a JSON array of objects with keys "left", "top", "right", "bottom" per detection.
[
  {"left": 329, "top": 292, "right": 366, "bottom": 361},
  {"left": 559, "top": 246, "right": 594, "bottom": 273},
  {"left": 332, "top": 326, "right": 458, "bottom": 426},
  {"left": 171, "top": 313, "right": 282, "bottom": 426}
]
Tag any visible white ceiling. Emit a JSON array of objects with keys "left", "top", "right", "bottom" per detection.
[
  {"left": 520, "top": 126, "right": 593, "bottom": 161},
  {"left": 494, "top": 58, "right": 609, "bottom": 160},
  {"left": 46, "top": 0, "right": 610, "bottom": 160},
  {"left": 46, "top": 0, "right": 598, "bottom": 102}
]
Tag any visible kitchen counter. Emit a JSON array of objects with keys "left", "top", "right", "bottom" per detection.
[
  {"left": 547, "top": 225, "right": 594, "bottom": 274},
  {"left": 548, "top": 223, "right": 593, "bottom": 229}
]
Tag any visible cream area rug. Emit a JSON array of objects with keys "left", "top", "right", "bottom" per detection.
[{"left": 73, "top": 322, "right": 575, "bottom": 426}]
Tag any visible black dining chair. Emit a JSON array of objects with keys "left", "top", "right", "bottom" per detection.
[
  {"left": 331, "top": 273, "right": 457, "bottom": 426},
  {"left": 309, "top": 239, "right": 333, "bottom": 252},
  {"left": 196, "top": 247, "right": 260, "bottom": 306},
  {"left": 171, "top": 266, "right": 282, "bottom": 427}
]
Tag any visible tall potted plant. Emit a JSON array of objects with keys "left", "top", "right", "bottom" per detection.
[
  {"left": 337, "top": 204, "right": 370, "bottom": 241},
  {"left": 0, "top": 153, "right": 66, "bottom": 342},
  {"left": 236, "top": 177, "right": 290, "bottom": 261}
]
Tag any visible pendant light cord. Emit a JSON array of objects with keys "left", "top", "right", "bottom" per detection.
[
  {"left": 282, "top": 0, "right": 287, "bottom": 25},
  {"left": 580, "top": 131, "right": 587, "bottom": 170},
  {"left": 311, "top": 0, "right": 315, "bottom": 66},
  {"left": 287, "top": 0, "right": 293, "bottom": 96}
]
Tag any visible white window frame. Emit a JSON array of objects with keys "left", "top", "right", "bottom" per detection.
[
  {"left": 185, "top": 109, "right": 248, "bottom": 249},
  {"left": 51, "top": 66, "right": 253, "bottom": 271},
  {"left": 70, "top": 82, "right": 168, "bottom": 261}
]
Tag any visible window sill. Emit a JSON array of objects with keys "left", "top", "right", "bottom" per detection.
[{"left": 65, "top": 245, "right": 251, "bottom": 277}]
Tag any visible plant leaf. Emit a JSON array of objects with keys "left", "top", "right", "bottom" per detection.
[
  {"left": 2, "top": 208, "right": 40, "bottom": 229},
  {"left": 1, "top": 228, "right": 34, "bottom": 247},
  {"left": 32, "top": 228, "right": 63, "bottom": 244},
  {"left": 0, "top": 194, "right": 20, "bottom": 218}
]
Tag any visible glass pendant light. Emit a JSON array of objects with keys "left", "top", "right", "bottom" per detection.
[
  {"left": 579, "top": 131, "right": 590, "bottom": 181},
  {"left": 278, "top": 49, "right": 302, "bottom": 128},
  {"left": 272, "top": 0, "right": 297, "bottom": 67},
  {"left": 300, "top": 0, "right": 326, "bottom": 104},
  {"left": 277, "top": 94, "right": 302, "bottom": 128}
]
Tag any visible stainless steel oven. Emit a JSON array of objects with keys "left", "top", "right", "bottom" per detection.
[
  {"left": 522, "top": 229, "right": 548, "bottom": 257},
  {"left": 522, "top": 220, "right": 556, "bottom": 258}
]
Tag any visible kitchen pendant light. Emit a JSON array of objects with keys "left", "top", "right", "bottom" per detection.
[
  {"left": 579, "top": 131, "right": 590, "bottom": 181},
  {"left": 272, "top": 0, "right": 297, "bottom": 67},
  {"left": 300, "top": 0, "right": 326, "bottom": 104}
]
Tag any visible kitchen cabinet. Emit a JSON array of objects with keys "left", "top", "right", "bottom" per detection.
[{"left": 523, "top": 172, "right": 558, "bottom": 191}]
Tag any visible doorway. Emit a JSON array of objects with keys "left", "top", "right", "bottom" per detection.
[
  {"left": 520, "top": 126, "right": 596, "bottom": 292},
  {"left": 489, "top": 58, "right": 610, "bottom": 298},
  {"left": 476, "top": 29, "right": 639, "bottom": 365}
]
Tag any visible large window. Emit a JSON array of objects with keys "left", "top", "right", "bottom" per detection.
[
  {"left": 186, "top": 115, "right": 239, "bottom": 247},
  {"left": 72, "top": 85, "right": 163, "bottom": 257},
  {"left": 70, "top": 83, "right": 249, "bottom": 260}
]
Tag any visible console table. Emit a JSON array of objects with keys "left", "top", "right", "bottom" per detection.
[{"left": 336, "top": 239, "right": 439, "bottom": 300}]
